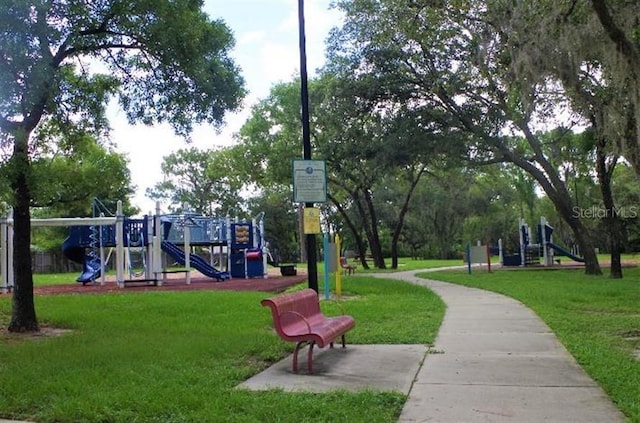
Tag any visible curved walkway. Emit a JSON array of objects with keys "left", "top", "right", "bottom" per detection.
[{"left": 377, "top": 270, "right": 625, "bottom": 422}]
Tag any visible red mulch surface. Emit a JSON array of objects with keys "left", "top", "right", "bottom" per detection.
[{"left": 27, "top": 271, "right": 308, "bottom": 296}]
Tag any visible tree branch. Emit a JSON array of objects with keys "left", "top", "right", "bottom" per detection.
[
  {"left": 78, "top": 12, "right": 116, "bottom": 36},
  {"left": 591, "top": 0, "right": 640, "bottom": 71}
]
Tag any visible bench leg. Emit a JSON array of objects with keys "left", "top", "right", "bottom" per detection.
[
  {"left": 328, "top": 335, "right": 346, "bottom": 350},
  {"left": 293, "top": 341, "right": 317, "bottom": 373},
  {"left": 293, "top": 341, "right": 304, "bottom": 373},
  {"left": 307, "top": 342, "right": 315, "bottom": 374}
]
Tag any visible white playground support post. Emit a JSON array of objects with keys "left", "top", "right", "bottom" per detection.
[
  {"left": 153, "top": 202, "right": 163, "bottom": 286},
  {"left": 540, "top": 216, "right": 554, "bottom": 266},
  {"left": 259, "top": 216, "right": 267, "bottom": 279},
  {"left": 498, "top": 238, "right": 503, "bottom": 265},
  {"left": 115, "top": 201, "right": 125, "bottom": 287},
  {"left": 184, "top": 221, "right": 191, "bottom": 285},
  {"left": 144, "top": 213, "right": 153, "bottom": 282},
  {"left": 98, "top": 213, "right": 106, "bottom": 285}
]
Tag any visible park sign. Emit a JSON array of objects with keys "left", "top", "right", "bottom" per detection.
[{"left": 292, "top": 159, "right": 327, "bottom": 203}]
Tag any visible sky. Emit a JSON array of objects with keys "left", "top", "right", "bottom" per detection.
[{"left": 108, "top": 0, "right": 342, "bottom": 215}]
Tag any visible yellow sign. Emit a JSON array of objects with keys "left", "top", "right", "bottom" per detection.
[{"left": 303, "top": 207, "right": 321, "bottom": 234}]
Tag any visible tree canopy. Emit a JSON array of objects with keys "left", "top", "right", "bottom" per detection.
[{"left": 0, "top": 0, "right": 245, "bottom": 332}]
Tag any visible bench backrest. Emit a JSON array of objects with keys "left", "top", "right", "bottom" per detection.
[{"left": 261, "top": 289, "right": 322, "bottom": 334}]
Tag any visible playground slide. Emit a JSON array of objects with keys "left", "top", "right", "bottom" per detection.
[
  {"left": 61, "top": 237, "right": 101, "bottom": 284},
  {"left": 547, "top": 242, "right": 585, "bottom": 263},
  {"left": 76, "top": 258, "right": 101, "bottom": 283},
  {"left": 160, "top": 241, "right": 230, "bottom": 281}
]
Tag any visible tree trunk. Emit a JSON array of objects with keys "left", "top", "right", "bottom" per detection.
[
  {"left": 351, "top": 232, "right": 369, "bottom": 269},
  {"left": 606, "top": 218, "right": 624, "bottom": 279},
  {"left": 546, "top": 185, "right": 601, "bottom": 275},
  {"left": 595, "top": 141, "right": 623, "bottom": 278},
  {"left": 571, "top": 226, "right": 601, "bottom": 275},
  {"left": 363, "top": 190, "right": 386, "bottom": 269},
  {"left": 390, "top": 167, "right": 426, "bottom": 269},
  {"left": 503, "top": 144, "right": 602, "bottom": 276},
  {"left": 8, "top": 131, "right": 39, "bottom": 333}
]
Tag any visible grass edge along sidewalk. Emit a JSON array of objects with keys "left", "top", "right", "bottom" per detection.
[
  {"left": 0, "top": 276, "right": 444, "bottom": 422},
  {"left": 423, "top": 268, "right": 640, "bottom": 422}
]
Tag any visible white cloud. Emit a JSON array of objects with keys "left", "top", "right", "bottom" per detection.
[{"left": 238, "top": 30, "right": 267, "bottom": 45}]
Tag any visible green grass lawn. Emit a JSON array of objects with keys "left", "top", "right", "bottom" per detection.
[
  {"left": 423, "top": 267, "right": 640, "bottom": 421},
  {"left": 345, "top": 258, "right": 463, "bottom": 273},
  {"left": 0, "top": 276, "right": 445, "bottom": 422},
  {"left": 15, "top": 258, "right": 639, "bottom": 420}
]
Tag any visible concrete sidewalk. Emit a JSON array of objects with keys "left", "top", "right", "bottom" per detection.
[
  {"left": 381, "top": 271, "right": 625, "bottom": 422},
  {"left": 241, "top": 269, "right": 625, "bottom": 422}
]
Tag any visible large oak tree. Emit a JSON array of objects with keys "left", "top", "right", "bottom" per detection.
[
  {"left": 328, "top": 0, "right": 603, "bottom": 274},
  {"left": 0, "top": 1, "right": 245, "bottom": 332}
]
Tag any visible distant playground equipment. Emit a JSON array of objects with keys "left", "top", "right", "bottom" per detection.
[
  {"left": 265, "top": 252, "right": 298, "bottom": 277},
  {"left": 322, "top": 233, "right": 347, "bottom": 300},
  {"left": 227, "top": 212, "right": 270, "bottom": 279},
  {"left": 0, "top": 200, "right": 273, "bottom": 292},
  {"left": 500, "top": 217, "right": 585, "bottom": 267}
]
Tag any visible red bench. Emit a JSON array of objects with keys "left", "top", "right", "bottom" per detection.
[
  {"left": 261, "top": 288, "right": 356, "bottom": 373},
  {"left": 340, "top": 257, "right": 356, "bottom": 275}
]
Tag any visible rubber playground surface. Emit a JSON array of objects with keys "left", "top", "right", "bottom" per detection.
[{"left": 29, "top": 269, "right": 307, "bottom": 296}]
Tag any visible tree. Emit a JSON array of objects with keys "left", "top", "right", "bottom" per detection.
[
  {"left": 590, "top": 1, "right": 640, "bottom": 176},
  {"left": 238, "top": 75, "right": 462, "bottom": 269},
  {"left": 147, "top": 147, "right": 244, "bottom": 215},
  {"left": 27, "top": 134, "right": 136, "bottom": 250},
  {"left": 401, "top": 169, "right": 472, "bottom": 259},
  {"left": 485, "top": 0, "right": 636, "bottom": 277},
  {"left": 315, "top": 72, "right": 468, "bottom": 268},
  {"left": 0, "top": 1, "right": 245, "bottom": 332},
  {"left": 328, "top": 0, "right": 602, "bottom": 274}
]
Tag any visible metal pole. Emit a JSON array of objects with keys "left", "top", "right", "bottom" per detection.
[{"left": 298, "top": 0, "right": 318, "bottom": 292}]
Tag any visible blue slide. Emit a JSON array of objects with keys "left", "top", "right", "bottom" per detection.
[
  {"left": 547, "top": 243, "right": 585, "bottom": 263},
  {"left": 161, "top": 241, "right": 230, "bottom": 281},
  {"left": 61, "top": 236, "right": 101, "bottom": 284}
]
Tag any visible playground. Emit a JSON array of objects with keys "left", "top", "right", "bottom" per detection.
[
  {"left": 1, "top": 200, "right": 293, "bottom": 293},
  {"left": 464, "top": 216, "right": 597, "bottom": 272}
]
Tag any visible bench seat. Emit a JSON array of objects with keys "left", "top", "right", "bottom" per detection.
[
  {"left": 340, "top": 257, "right": 356, "bottom": 275},
  {"left": 261, "top": 288, "right": 356, "bottom": 373}
]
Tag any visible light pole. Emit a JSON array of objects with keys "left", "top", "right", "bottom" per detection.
[{"left": 297, "top": 0, "right": 318, "bottom": 292}]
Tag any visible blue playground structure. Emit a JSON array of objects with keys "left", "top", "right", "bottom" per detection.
[
  {"left": 61, "top": 201, "right": 270, "bottom": 286},
  {"left": 501, "top": 217, "right": 584, "bottom": 267}
]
